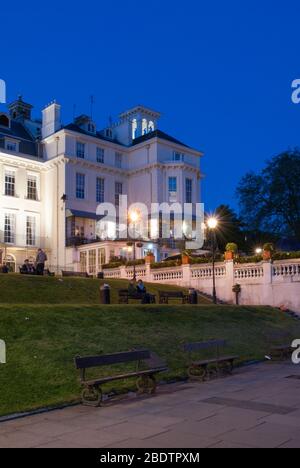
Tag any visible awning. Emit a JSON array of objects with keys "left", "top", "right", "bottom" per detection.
[{"left": 66, "top": 209, "right": 105, "bottom": 221}]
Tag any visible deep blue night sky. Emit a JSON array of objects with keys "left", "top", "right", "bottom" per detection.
[{"left": 1, "top": 0, "right": 300, "bottom": 211}]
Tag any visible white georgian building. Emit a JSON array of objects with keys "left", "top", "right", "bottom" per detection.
[{"left": 0, "top": 96, "right": 203, "bottom": 274}]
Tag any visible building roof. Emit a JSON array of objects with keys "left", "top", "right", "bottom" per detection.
[
  {"left": 63, "top": 123, "right": 124, "bottom": 146},
  {"left": 0, "top": 120, "right": 38, "bottom": 157},
  {"left": 131, "top": 129, "right": 191, "bottom": 149}
]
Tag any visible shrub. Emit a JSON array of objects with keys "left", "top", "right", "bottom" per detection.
[
  {"left": 226, "top": 243, "right": 238, "bottom": 253},
  {"left": 151, "top": 260, "right": 180, "bottom": 269},
  {"left": 263, "top": 243, "right": 274, "bottom": 252}
]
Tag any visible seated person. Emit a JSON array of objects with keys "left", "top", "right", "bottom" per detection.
[
  {"left": 128, "top": 281, "right": 137, "bottom": 296},
  {"left": 1, "top": 263, "right": 9, "bottom": 274},
  {"left": 136, "top": 280, "right": 146, "bottom": 295},
  {"left": 21, "top": 260, "right": 36, "bottom": 275}
]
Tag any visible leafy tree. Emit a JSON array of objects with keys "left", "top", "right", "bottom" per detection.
[
  {"left": 207, "top": 205, "right": 246, "bottom": 252},
  {"left": 237, "top": 150, "right": 300, "bottom": 241}
]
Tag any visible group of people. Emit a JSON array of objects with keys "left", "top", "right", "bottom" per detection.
[
  {"left": 128, "top": 279, "right": 153, "bottom": 304},
  {"left": 20, "top": 249, "right": 48, "bottom": 276}
]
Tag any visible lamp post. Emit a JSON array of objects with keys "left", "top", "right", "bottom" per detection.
[
  {"left": 207, "top": 217, "right": 218, "bottom": 305},
  {"left": 129, "top": 210, "right": 140, "bottom": 282}
]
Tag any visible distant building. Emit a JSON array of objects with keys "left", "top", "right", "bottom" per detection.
[{"left": 0, "top": 96, "right": 203, "bottom": 274}]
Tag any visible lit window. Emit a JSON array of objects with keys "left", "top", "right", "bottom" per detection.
[
  {"left": 4, "top": 213, "right": 15, "bottom": 244},
  {"left": 98, "top": 248, "right": 106, "bottom": 267},
  {"left": 96, "top": 147, "right": 104, "bottom": 164},
  {"left": 148, "top": 121, "right": 154, "bottom": 133},
  {"left": 5, "top": 170, "right": 15, "bottom": 197},
  {"left": 80, "top": 251, "right": 87, "bottom": 273},
  {"left": 76, "top": 142, "right": 85, "bottom": 159},
  {"left": 142, "top": 119, "right": 148, "bottom": 135},
  {"left": 96, "top": 178, "right": 105, "bottom": 203},
  {"left": 115, "top": 182, "right": 123, "bottom": 206},
  {"left": 88, "top": 250, "right": 96, "bottom": 275},
  {"left": 76, "top": 173, "right": 85, "bottom": 199},
  {"left": 132, "top": 119, "right": 138, "bottom": 139},
  {"left": 27, "top": 175, "right": 38, "bottom": 200},
  {"left": 168, "top": 177, "right": 177, "bottom": 193},
  {"left": 26, "top": 216, "right": 36, "bottom": 246},
  {"left": 115, "top": 152, "right": 122, "bottom": 169},
  {"left": 186, "top": 178, "right": 192, "bottom": 203}
]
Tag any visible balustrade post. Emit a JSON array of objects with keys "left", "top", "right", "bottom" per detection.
[
  {"left": 225, "top": 260, "right": 235, "bottom": 303},
  {"left": 262, "top": 261, "right": 272, "bottom": 284},
  {"left": 120, "top": 265, "right": 127, "bottom": 279},
  {"left": 182, "top": 263, "right": 191, "bottom": 287}
]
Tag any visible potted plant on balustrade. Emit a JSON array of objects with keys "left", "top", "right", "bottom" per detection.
[
  {"left": 145, "top": 250, "right": 155, "bottom": 264},
  {"left": 225, "top": 243, "right": 238, "bottom": 261},
  {"left": 263, "top": 243, "right": 274, "bottom": 261},
  {"left": 181, "top": 250, "right": 191, "bottom": 265}
]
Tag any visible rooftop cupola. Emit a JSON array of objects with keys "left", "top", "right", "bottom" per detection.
[
  {"left": 113, "top": 105, "right": 161, "bottom": 145},
  {"left": 8, "top": 95, "right": 33, "bottom": 121}
]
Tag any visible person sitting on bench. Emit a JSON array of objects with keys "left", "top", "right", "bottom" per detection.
[
  {"left": 21, "top": 259, "right": 36, "bottom": 275},
  {"left": 128, "top": 281, "right": 137, "bottom": 296},
  {"left": 137, "top": 280, "right": 146, "bottom": 294}
]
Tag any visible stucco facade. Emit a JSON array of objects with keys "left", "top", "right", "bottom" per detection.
[{"left": 0, "top": 97, "right": 203, "bottom": 273}]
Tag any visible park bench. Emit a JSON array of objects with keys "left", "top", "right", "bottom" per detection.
[
  {"left": 118, "top": 289, "right": 156, "bottom": 304},
  {"left": 74, "top": 349, "right": 168, "bottom": 407},
  {"left": 266, "top": 331, "right": 293, "bottom": 360},
  {"left": 183, "top": 340, "right": 239, "bottom": 381},
  {"left": 159, "top": 290, "right": 189, "bottom": 304},
  {"left": 62, "top": 271, "right": 92, "bottom": 279}
]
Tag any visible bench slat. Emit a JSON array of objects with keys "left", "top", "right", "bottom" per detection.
[
  {"left": 75, "top": 350, "right": 151, "bottom": 369},
  {"left": 84, "top": 367, "right": 168, "bottom": 386},
  {"left": 191, "top": 355, "right": 238, "bottom": 367}
]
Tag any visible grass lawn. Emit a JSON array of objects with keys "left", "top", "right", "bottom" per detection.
[
  {"left": 0, "top": 303, "right": 299, "bottom": 417},
  {"left": 0, "top": 274, "right": 204, "bottom": 304}
]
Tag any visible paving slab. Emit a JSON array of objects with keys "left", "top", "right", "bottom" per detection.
[{"left": 1, "top": 362, "right": 300, "bottom": 448}]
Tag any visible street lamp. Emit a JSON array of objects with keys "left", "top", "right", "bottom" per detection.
[
  {"left": 207, "top": 217, "right": 218, "bottom": 304},
  {"left": 255, "top": 248, "right": 263, "bottom": 255},
  {"left": 129, "top": 210, "right": 140, "bottom": 282}
]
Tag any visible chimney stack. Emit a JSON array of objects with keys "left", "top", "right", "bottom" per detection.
[{"left": 42, "top": 101, "right": 61, "bottom": 138}]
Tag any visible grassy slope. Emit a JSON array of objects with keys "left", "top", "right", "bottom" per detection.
[
  {"left": 0, "top": 304, "right": 299, "bottom": 416},
  {"left": 0, "top": 275, "right": 201, "bottom": 304}
]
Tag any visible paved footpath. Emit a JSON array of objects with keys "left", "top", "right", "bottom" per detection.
[{"left": 1, "top": 362, "right": 300, "bottom": 448}]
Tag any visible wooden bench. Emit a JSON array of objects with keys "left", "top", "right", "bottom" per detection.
[
  {"left": 183, "top": 340, "right": 239, "bottom": 381},
  {"left": 74, "top": 349, "right": 168, "bottom": 407},
  {"left": 62, "top": 271, "right": 92, "bottom": 279},
  {"left": 118, "top": 290, "right": 156, "bottom": 304},
  {"left": 159, "top": 291, "right": 189, "bottom": 304},
  {"left": 266, "top": 331, "right": 293, "bottom": 360}
]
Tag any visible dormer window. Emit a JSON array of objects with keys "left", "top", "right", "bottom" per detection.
[
  {"left": 0, "top": 114, "right": 10, "bottom": 128},
  {"left": 5, "top": 139, "right": 19, "bottom": 153},
  {"left": 105, "top": 129, "right": 113, "bottom": 139},
  {"left": 88, "top": 123, "right": 96, "bottom": 134}
]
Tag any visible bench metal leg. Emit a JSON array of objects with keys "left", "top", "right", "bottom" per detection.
[
  {"left": 81, "top": 385, "right": 103, "bottom": 407},
  {"left": 136, "top": 375, "right": 157, "bottom": 395},
  {"left": 188, "top": 365, "right": 207, "bottom": 381}
]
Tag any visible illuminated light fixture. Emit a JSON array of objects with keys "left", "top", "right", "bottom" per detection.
[{"left": 207, "top": 217, "right": 218, "bottom": 230}]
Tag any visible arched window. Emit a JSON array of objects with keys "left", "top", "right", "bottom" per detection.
[
  {"left": 0, "top": 114, "right": 9, "bottom": 128},
  {"left": 148, "top": 121, "right": 154, "bottom": 133},
  {"left": 132, "top": 119, "right": 137, "bottom": 139},
  {"left": 142, "top": 119, "right": 148, "bottom": 135},
  {"left": 3, "top": 254, "right": 16, "bottom": 272}
]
